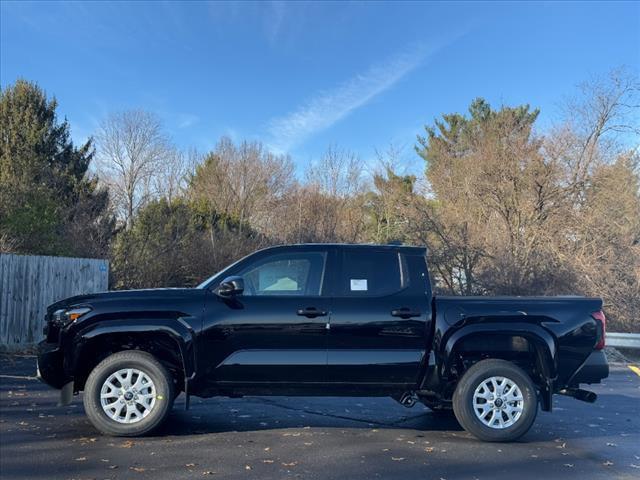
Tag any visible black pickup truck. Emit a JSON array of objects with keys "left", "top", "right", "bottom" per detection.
[{"left": 37, "top": 243, "right": 608, "bottom": 441}]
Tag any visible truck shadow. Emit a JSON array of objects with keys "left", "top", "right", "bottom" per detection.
[
  {"left": 155, "top": 391, "right": 639, "bottom": 441},
  {"left": 158, "top": 394, "right": 466, "bottom": 436}
]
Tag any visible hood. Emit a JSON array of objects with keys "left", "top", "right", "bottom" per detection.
[{"left": 46, "top": 288, "right": 200, "bottom": 314}]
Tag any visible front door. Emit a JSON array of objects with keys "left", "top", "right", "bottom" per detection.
[
  {"left": 327, "top": 247, "right": 431, "bottom": 386},
  {"left": 201, "top": 247, "right": 332, "bottom": 385}
]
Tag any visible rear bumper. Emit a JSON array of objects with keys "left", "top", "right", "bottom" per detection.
[
  {"left": 36, "top": 341, "right": 71, "bottom": 389},
  {"left": 568, "top": 350, "right": 609, "bottom": 386}
]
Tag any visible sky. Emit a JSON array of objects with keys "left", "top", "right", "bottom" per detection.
[{"left": 1, "top": 1, "right": 639, "bottom": 173}]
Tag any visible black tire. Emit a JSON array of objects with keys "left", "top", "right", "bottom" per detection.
[
  {"left": 452, "top": 359, "right": 537, "bottom": 442},
  {"left": 83, "top": 351, "right": 174, "bottom": 436}
]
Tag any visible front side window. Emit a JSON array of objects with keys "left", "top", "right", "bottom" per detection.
[
  {"left": 340, "top": 250, "right": 405, "bottom": 296},
  {"left": 238, "top": 251, "right": 326, "bottom": 296}
]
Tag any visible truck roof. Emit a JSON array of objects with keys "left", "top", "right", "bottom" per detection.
[{"left": 262, "top": 243, "right": 427, "bottom": 254}]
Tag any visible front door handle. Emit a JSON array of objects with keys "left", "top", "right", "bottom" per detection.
[
  {"left": 391, "top": 307, "right": 421, "bottom": 319},
  {"left": 297, "top": 307, "right": 328, "bottom": 318}
]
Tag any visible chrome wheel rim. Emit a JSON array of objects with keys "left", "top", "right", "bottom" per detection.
[
  {"left": 473, "top": 376, "right": 524, "bottom": 429},
  {"left": 100, "top": 368, "right": 157, "bottom": 424}
]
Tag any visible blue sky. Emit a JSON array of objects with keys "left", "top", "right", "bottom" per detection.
[{"left": 1, "top": 1, "right": 639, "bottom": 173}]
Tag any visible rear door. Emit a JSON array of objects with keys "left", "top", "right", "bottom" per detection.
[{"left": 326, "top": 247, "right": 431, "bottom": 386}]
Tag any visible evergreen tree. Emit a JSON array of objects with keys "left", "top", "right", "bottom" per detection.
[{"left": 0, "top": 79, "right": 113, "bottom": 256}]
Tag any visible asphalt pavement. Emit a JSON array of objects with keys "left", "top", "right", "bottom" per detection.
[{"left": 1, "top": 355, "right": 639, "bottom": 480}]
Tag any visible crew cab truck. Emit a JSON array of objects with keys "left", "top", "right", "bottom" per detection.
[{"left": 37, "top": 244, "right": 609, "bottom": 441}]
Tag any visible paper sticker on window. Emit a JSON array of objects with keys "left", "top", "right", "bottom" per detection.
[{"left": 350, "top": 279, "right": 368, "bottom": 291}]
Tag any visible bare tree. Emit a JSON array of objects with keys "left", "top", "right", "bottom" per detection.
[
  {"left": 302, "top": 146, "right": 368, "bottom": 242},
  {"left": 306, "top": 145, "right": 364, "bottom": 199},
  {"left": 551, "top": 67, "right": 640, "bottom": 194},
  {"left": 548, "top": 69, "right": 640, "bottom": 331},
  {"left": 154, "top": 147, "right": 196, "bottom": 203},
  {"left": 96, "top": 110, "right": 171, "bottom": 228},
  {"left": 189, "top": 137, "right": 295, "bottom": 265},
  {"left": 191, "top": 137, "right": 294, "bottom": 229},
  {"left": 565, "top": 154, "right": 640, "bottom": 332}
]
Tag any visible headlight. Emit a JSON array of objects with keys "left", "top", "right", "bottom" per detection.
[{"left": 53, "top": 307, "right": 92, "bottom": 325}]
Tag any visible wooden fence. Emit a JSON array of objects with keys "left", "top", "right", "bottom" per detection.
[{"left": 0, "top": 253, "right": 109, "bottom": 347}]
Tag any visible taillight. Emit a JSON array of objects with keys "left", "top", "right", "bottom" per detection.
[{"left": 592, "top": 310, "right": 606, "bottom": 350}]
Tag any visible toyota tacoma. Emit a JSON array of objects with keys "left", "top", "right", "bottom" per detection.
[{"left": 37, "top": 243, "right": 609, "bottom": 441}]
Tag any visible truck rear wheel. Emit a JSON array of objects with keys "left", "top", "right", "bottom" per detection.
[
  {"left": 83, "top": 351, "right": 174, "bottom": 436},
  {"left": 452, "top": 359, "right": 537, "bottom": 442}
]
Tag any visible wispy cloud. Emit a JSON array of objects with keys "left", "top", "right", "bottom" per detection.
[
  {"left": 264, "top": 1, "right": 287, "bottom": 45},
  {"left": 266, "top": 40, "right": 450, "bottom": 153},
  {"left": 176, "top": 113, "right": 200, "bottom": 129}
]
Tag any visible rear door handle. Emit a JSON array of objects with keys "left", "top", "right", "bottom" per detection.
[
  {"left": 391, "top": 308, "right": 421, "bottom": 319},
  {"left": 297, "top": 307, "right": 328, "bottom": 318}
]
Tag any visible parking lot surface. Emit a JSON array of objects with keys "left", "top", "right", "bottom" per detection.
[{"left": 1, "top": 355, "right": 639, "bottom": 480}]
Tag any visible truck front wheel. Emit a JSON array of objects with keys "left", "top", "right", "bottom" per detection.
[
  {"left": 83, "top": 351, "right": 175, "bottom": 436},
  {"left": 452, "top": 359, "right": 538, "bottom": 442}
]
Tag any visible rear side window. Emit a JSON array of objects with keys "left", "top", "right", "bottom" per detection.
[{"left": 340, "top": 250, "right": 406, "bottom": 296}]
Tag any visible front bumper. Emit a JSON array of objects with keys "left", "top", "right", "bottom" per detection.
[
  {"left": 568, "top": 350, "right": 609, "bottom": 386},
  {"left": 36, "top": 341, "right": 71, "bottom": 389}
]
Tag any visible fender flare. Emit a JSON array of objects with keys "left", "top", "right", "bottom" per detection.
[
  {"left": 440, "top": 322, "right": 558, "bottom": 383},
  {"left": 66, "top": 317, "right": 197, "bottom": 382}
]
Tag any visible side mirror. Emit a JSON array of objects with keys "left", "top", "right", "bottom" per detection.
[{"left": 217, "top": 276, "right": 244, "bottom": 297}]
